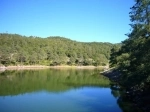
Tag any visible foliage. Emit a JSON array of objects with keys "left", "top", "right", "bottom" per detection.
[
  {"left": 110, "top": 0, "right": 150, "bottom": 96},
  {"left": 0, "top": 33, "right": 118, "bottom": 66}
]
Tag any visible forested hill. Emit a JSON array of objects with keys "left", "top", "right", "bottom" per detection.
[{"left": 0, "top": 33, "right": 119, "bottom": 66}]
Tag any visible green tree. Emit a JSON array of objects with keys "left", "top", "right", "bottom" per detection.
[{"left": 110, "top": 0, "right": 150, "bottom": 95}]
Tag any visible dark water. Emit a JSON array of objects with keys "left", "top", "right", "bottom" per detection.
[{"left": 0, "top": 69, "right": 122, "bottom": 112}]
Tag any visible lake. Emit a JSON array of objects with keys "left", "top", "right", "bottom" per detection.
[{"left": 0, "top": 69, "right": 122, "bottom": 112}]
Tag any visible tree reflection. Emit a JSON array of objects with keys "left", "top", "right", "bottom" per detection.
[{"left": 0, "top": 69, "right": 110, "bottom": 96}]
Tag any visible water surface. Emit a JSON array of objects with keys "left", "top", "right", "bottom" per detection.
[{"left": 0, "top": 69, "right": 122, "bottom": 112}]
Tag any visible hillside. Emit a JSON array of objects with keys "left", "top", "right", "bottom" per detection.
[{"left": 0, "top": 33, "right": 120, "bottom": 66}]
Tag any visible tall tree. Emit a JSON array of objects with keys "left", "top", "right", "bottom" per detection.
[
  {"left": 129, "top": 0, "right": 150, "bottom": 38},
  {"left": 110, "top": 0, "right": 150, "bottom": 92}
]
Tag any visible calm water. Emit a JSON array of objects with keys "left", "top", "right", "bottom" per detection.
[{"left": 0, "top": 69, "right": 122, "bottom": 112}]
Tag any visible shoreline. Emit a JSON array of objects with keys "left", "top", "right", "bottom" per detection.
[{"left": 0, "top": 65, "right": 107, "bottom": 71}]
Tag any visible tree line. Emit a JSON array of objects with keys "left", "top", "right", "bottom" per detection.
[{"left": 0, "top": 33, "right": 119, "bottom": 66}]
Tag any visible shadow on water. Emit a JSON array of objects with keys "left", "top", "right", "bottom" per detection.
[{"left": 110, "top": 83, "right": 143, "bottom": 112}]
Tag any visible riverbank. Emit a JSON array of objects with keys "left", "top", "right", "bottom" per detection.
[
  {"left": 100, "top": 68, "right": 121, "bottom": 82},
  {"left": 0, "top": 65, "right": 106, "bottom": 71}
]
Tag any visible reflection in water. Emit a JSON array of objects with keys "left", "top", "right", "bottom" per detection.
[
  {"left": 0, "top": 69, "right": 123, "bottom": 112},
  {"left": 0, "top": 69, "right": 110, "bottom": 95}
]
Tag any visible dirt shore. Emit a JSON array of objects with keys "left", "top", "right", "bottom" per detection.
[{"left": 0, "top": 65, "right": 106, "bottom": 71}]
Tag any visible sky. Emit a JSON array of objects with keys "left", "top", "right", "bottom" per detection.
[{"left": 0, "top": 0, "right": 135, "bottom": 43}]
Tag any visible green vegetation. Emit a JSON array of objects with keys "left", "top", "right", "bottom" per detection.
[
  {"left": 0, "top": 33, "right": 119, "bottom": 66},
  {"left": 0, "top": 69, "right": 110, "bottom": 96},
  {"left": 110, "top": 0, "right": 150, "bottom": 111}
]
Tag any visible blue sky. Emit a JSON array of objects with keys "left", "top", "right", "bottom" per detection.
[{"left": 0, "top": 0, "right": 135, "bottom": 43}]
